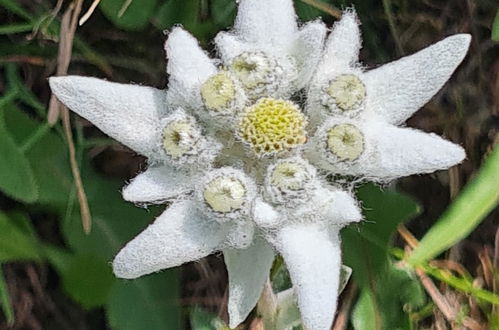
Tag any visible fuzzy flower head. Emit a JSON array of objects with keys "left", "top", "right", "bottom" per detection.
[{"left": 49, "top": 1, "right": 470, "bottom": 329}]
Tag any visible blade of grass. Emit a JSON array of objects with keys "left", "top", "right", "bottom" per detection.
[
  {"left": 0, "top": 0, "right": 34, "bottom": 21},
  {"left": 382, "top": 0, "right": 404, "bottom": 55},
  {"left": 391, "top": 248, "right": 499, "bottom": 305},
  {"left": 0, "top": 266, "right": 14, "bottom": 326},
  {"left": 409, "top": 146, "right": 499, "bottom": 265},
  {"left": 0, "top": 23, "right": 33, "bottom": 34}
]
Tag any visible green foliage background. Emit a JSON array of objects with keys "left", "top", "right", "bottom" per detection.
[{"left": 0, "top": 0, "right": 498, "bottom": 329}]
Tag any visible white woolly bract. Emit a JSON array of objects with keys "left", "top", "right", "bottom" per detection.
[
  {"left": 49, "top": 76, "right": 166, "bottom": 159},
  {"left": 322, "top": 9, "right": 360, "bottom": 69},
  {"left": 252, "top": 198, "right": 282, "bottom": 229},
  {"left": 233, "top": 0, "right": 297, "bottom": 47},
  {"left": 224, "top": 238, "right": 275, "bottom": 328},
  {"left": 165, "top": 27, "right": 217, "bottom": 110},
  {"left": 278, "top": 186, "right": 362, "bottom": 227},
  {"left": 364, "top": 34, "right": 471, "bottom": 124},
  {"left": 274, "top": 224, "right": 342, "bottom": 330},
  {"left": 122, "top": 166, "right": 193, "bottom": 204},
  {"left": 112, "top": 199, "right": 227, "bottom": 279}
]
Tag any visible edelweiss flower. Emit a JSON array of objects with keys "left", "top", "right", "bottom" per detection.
[{"left": 49, "top": 1, "right": 470, "bottom": 329}]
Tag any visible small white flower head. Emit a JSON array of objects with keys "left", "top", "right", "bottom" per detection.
[
  {"left": 264, "top": 157, "right": 317, "bottom": 206},
  {"left": 159, "top": 109, "right": 221, "bottom": 167},
  {"left": 228, "top": 51, "right": 296, "bottom": 100},
  {"left": 325, "top": 122, "right": 365, "bottom": 162},
  {"left": 197, "top": 167, "right": 256, "bottom": 222},
  {"left": 200, "top": 70, "right": 246, "bottom": 116},
  {"left": 321, "top": 73, "right": 367, "bottom": 116},
  {"left": 237, "top": 97, "right": 307, "bottom": 156}
]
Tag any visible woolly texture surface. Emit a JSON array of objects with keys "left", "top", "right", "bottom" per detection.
[
  {"left": 49, "top": 76, "right": 166, "bottom": 158},
  {"left": 234, "top": 0, "right": 297, "bottom": 46},
  {"left": 322, "top": 10, "right": 360, "bottom": 69},
  {"left": 224, "top": 238, "right": 275, "bottom": 328},
  {"left": 112, "top": 200, "right": 227, "bottom": 279},
  {"left": 275, "top": 225, "right": 342, "bottom": 330},
  {"left": 122, "top": 166, "right": 193, "bottom": 204},
  {"left": 364, "top": 34, "right": 471, "bottom": 124},
  {"left": 165, "top": 27, "right": 217, "bottom": 110},
  {"left": 290, "top": 21, "right": 327, "bottom": 89}
]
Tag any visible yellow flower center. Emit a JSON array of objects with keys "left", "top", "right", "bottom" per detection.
[
  {"left": 327, "top": 124, "right": 364, "bottom": 161},
  {"left": 326, "top": 74, "right": 366, "bottom": 111},
  {"left": 238, "top": 98, "right": 307, "bottom": 155},
  {"left": 203, "top": 176, "right": 246, "bottom": 213},
  {"left": 200, "top": 71, "right": 236, "bottom": 112}
]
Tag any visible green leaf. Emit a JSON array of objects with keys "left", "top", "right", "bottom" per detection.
[
  {"left": 0, "top": 267, "right": 14, "bottom": 326},
  {"left": 352, "top": 289, "right": 378, "bottom": 330},
  {"left": 190, "top": 306, "right": 228, "bottom": 330},
  {"left": 107, "top": 271, "right": 181, "bottom": 330},
  {"left": 3, "top": 104, "right": 71, "bottom": 208},
  {"left": 0, "top": 109, "right": 38, "bottom": 203},
  {"left": 0, "top": 212, "right": 41, "bottom": 262},
  {"left": 61, "top": 255, "right": 115, "bottom": 309},
  {"left": 409, "top": 146, "right": 499, "bottom": 265},
  {"left": 492, "top": 9, "right": 499, "bottom": 41},
  {"left": 352, "top": 265, "right": 425, "bottom": 330},
  {"left": 342, "top": 184, "right": 420, "bottom": 286},
  {"left": 99, "top": 0, "right": 158, "bottom": 31}
]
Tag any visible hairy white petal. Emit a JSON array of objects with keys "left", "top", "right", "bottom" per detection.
[
  {"left": 363, "top": 124, "right": 466, "bottom": 179},
  {"left": 321, "top": 9, "right": 361, "bottom": 72},
  {"left": 275, "top": 224, "right": 341, "bottom": 330},
  {"left": 364, "top": 34, "right": 471, "bottom": 124},
  {"left": 291, "top": 21, "right": 327, "bottom": 89},
  {"left": 225, "top": 238, "right": 275, "bottom": 328},
  {"left": 112, "top": 200, "right": 227, "bottom": 279},
  {"left": 319, "top": 187, "right": 362, "bottom": 225},
  {"left": 49, "top": 76, "right": 165, "bottom": 158},
  {"left": 234, "top": 0, "right": 297, "bottom": 46},
  {"left": 122, "top": 166, "right": 193, "bottom": 204},
  {"left": 215, "top": 32, "right": 249, "bottom": 64},
  {"left": 165, "top": 27, "right": 217, "bottom": 109},
  {"left": 253, "top": 198, "right": 281, "bottom": 229}
]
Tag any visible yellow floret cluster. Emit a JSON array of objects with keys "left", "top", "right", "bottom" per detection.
[{"left": 238, "top": 98, "right": 307, "bottom": 155}]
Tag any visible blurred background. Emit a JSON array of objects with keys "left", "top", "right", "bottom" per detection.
[{"left": 0, "top": 0, "right": 498, "bottom": 329}]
